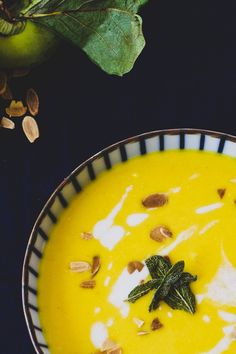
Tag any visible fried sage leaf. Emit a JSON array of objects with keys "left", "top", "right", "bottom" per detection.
[
  {"left": 164, "top": 284, "right": 196, "bottom": 314},
  {"left": 22, "top": 0, "right": 147, "bottom": 76},
  {"left": 127, "top": 279, "right": 161, "bottom": 303},
  {"left": 145, "top": 255, "right": 171, "bottom": 279}
]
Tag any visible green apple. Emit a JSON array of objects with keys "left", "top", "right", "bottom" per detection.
[{"left": 0, "top": 20, "right": 59, "bottom": 69}]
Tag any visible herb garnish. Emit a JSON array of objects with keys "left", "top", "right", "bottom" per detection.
[{"left": 127, "top": 255, "right": 197, "bottom": 314}]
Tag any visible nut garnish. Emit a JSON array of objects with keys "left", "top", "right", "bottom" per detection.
[
  {"left": 26, "top": 88, "right": 39, "bottom": 116},
  {"left": 6, "top": 100, "right": 27, "bottom": 117},
  {"left": 1, "top": 117, "right": 15, "bottom": 130},
  {"left": 137, "top": 331, "right": 150, "bottom": 336},
  {"left": 142, "top": 193, "right": 168, "bottom": 208},
  {"left": 217, "top": 188, "right": 226, "bottom": 199},
  {"left": 101, "top": 338, "right": 118, "bottom": 352},
  {"left": 0, "top": 71, "right": 7, "bottom": 95},
  {"left": 80, "top": 279, "right": 96, "bottom": 288},
  {"left": 91, "top": 256, "right": 101, "bottom": 277},
  {"left": 22, "top": 116, "right": 39, "bottom": 143},
  {"left": 133, "top": 317, "right": 144, "bottom": 328},
  {"left": 107, "top": 348, "right": 122, "bottom": 354},
  {"left": 150, "top": 226, "right": 173, "bottom": 242},
  {"left": 81, "top": 232, "right": 94, "bottom": 240},
  {"left": 151, "top": 318, "right": 163, "bottom": 331},
  {"left": 70, "top": 261, "right": 91, "bottom": 272},
  {"left": 127, "top": 261, "right": 144, "bottom": 274}
]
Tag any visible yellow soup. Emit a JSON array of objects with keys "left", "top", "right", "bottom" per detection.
[{"left": 38, "top": 150, "right": 236, "bottom": 354}]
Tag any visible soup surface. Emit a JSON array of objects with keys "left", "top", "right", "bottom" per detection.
[{"left": 38, "top": 150, "right": 236, "bottom": 354}]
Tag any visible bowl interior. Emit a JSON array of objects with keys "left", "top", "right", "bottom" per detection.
[{"left": 22, "top": 128, "right": 236, "bottom": 354}]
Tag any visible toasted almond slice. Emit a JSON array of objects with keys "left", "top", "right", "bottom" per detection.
[
  {"left": 150, "top": 226, "right": 172, "bottom": 242},
  {"left": 70, "top": 261, "right": 91, "bottom": 272},
  {"left": 217, "top": 188, "right": 226, "bottom": 199},
  {"left": 1, "top": 84, "right": 13, "bottom": 100},
  {"left": 6, "top": 100, "right": 27, "bottom": 117},
  {"left": 0, "top": 71, "right": 7, "bottom": 95},
  {"left": 101, "top": 338, "right": 118, "bottom": 352},
  {"left": 81, "top": 232, "right": 94, "bottom": 240},
  {"left": 80, "top": 279, "right": 96, "bottom": 288},
  {"left": 133, "top": 317, "right": 145, "bottom": 328},
  {"left": 127, "top": 261, "right": 144, "bottom": 274},
  {"left": 26, "top": 88, "right": 39, "bottom": 116},
  {"left": 151, "top": 318, "right": 163, "bottom": 331},
  {"left": 142, "top": 193, "right": 168, "bottom": 208},
  {"left": 22, "top": 116, "right": 39, "bottom": 143},
  {"left": 91, "top": 256, "right": 101, "bottom": 277},
  {"left": 137, "top": 331, "right": 150, "bottom": 336},
  {"left": 1, "top": 117, "right": 15, "bottom": 130}
]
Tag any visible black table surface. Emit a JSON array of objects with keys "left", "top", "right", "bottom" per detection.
[{"left": 1, "top": 1, "right": 236, "bottom": 353}]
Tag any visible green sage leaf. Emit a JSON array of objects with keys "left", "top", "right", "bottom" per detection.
[
  {"left": 127, "top": 279, "right": 161, "bottom": 303},
  {"left": 164, "top": 285, "right": 196, "bottom": 314},
  {"left": 174, "top": 272, "right": 197, "bottom": 288},
  {"left": 145, "top": 255, "right": 171, "bottom": 279}
]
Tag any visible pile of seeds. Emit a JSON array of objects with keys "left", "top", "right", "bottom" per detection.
[{"left": 0, "top": 70, "right": 40, "bottom": 143}]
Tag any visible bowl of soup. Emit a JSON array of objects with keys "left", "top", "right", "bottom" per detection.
[{"left": 22, "top": 128, "right": 236, "bottom": 354}]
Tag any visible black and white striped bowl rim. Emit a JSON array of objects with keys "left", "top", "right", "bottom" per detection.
[{"left": 22, "top": 128, "right": 236, "bottom": 354}]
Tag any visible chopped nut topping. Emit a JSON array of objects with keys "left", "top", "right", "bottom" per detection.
[
  {"left": 101, "top": 338, "right": 118, "bottom": 352},
  {"left": 81, "top": 232, "right": 94, "bottom": 240},
  {"left": 151, "top": 318, "right": 163, "bottom": 331},
  {"left": 217, "top": 188, "right": 226, "bottom": 199},
  {"left": 133, "top": 317, "right": 144, "bottom": 328},
  {"left": 137, "top": 331, "right": 150, "bottom": 336},
  {"left": 139, "top": 279, "right": 145, "bottom": 284},
  {"left": 80, "top": 280, "right": 96, "bottom": 288},
  {"left": 127, "top": 261, "right": 144, "bottom": 274},
  {"left": 150, "top": 226, "right": 173, "bottom": 242},
  {"left": 6, "top": 100, "right": 27, "bottom": 117},
  {"left": 91, "top": 256, "right": 101, "bottom": 277},
  {"left": 1, "top": 117, "right": 15, "bottom": 130},
  {"left": 70, "top": 261, "right": 91, "bottom": 272},
  {"left": 142, "top": 193, "right": 168, "bottom": 208},
  {"left": 26, "top": 88, "right": 39, "bottom": 116},
  {"left": 22, "top": 116, "right": 39, "bottom": 143},
  {"left": 0, "top": 71, "right": 7, "bottom": 95}
]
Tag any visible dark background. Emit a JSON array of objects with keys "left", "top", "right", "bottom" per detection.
[{"left": 1, "top": 1, "right": 236, "bottom": 353}]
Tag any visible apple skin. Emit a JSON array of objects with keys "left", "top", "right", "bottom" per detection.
[{"left": 0, "top": 21, "right": 59, "bottom": 69}]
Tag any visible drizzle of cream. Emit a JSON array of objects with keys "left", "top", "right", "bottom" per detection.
[
  {"left": 108, "top": 266, "right": 149, "bottom": 318},
  {"left": 109, "top": 225, "right": 197, "bottom": 317},
  {"left": 230, "top": 178, "right": 236, "bottom": 183},
  {"left": 195, "top": 203, "right": 223, "bottom": 215},
  {"left": 93, "top": 186, "right": 133, "bottom": 250},
  {"left": 107, "top": 262, "right": 113, "bottom": 271},
  {"left": 169, "top": 186, "right": 182, "bottom": 193},
  {"left": 159, "top": 225, "right": 198, "bottom": 256},
  {"left": 199, "top": 220, "right": 219, "bottom": 235},
  {"left": 107, "top": 318, "right": 114, "bottom": 327},
  {"left": 104, "top": 276, "right": 111, "bottom": 287},
  {"left": 196, "top": 294, "right": 205, "bottom": 304},
  {"left": 200, "top": 325, "right": 236, "bottom": 354},
  {"left": 206, "top": 251, "right": 236, "bottom": 307},
  {"left": 126, "top": 213, "right": 149, "bottom": 227},
  {"left": 189, "top": 173, "right": 200, "bottom": 180},
  {"left": 203, "top": 315, "right": 211, "bottom": 323},
  {"left": 90, "top": 322, "right": 108, "bottom": 348},
  {"left": 94, "top": 307, "right": 101, "bottom": 314},
  {"left": 218, "top": 310, "right": 236, "bottom": 323},
  {"left": 167, "top": 312, "right": 173, "bottom": 318}
]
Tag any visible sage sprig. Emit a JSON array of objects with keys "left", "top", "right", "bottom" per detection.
[{"left": 127, "top": 255, "right": 197, "bottom": 314}]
